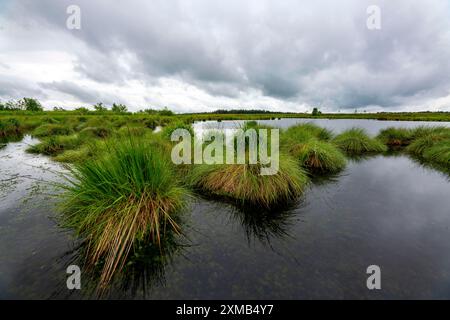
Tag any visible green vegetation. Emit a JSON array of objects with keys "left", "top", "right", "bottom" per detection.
[
  {"left": 58, "top": 136, "right": 190, "bottom": 287},
  {"left": 189, "top": 153, "right": 308, "bottom": 208},
  {"left": 289, "top": 139, "right": 347, "bottom": 174},
  {"left": 32, "top": 123, "right": 73, "bottom": 137},
  {"left": 333, "top": 128, "right": 387, "bottom": 155},
  {"left": 403, "top": 126, "right": 450, "bottom": 170},
  {"left": 0, "top": 104, "right": 448, "bottom": 290},
  {"left": 0, "top": 118, "right": 22, "bottom": 137},
  {"left": 281, "top": 123, "right": 345, "bottom": 173},
  {"left": 423, "top": 140, "right": 450, "bottom": 169},
  {"left": 377, "top": 127, "right": 413, "bottom": 146}
]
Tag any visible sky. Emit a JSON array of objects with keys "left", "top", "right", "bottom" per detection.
[{"left": 1, "top": 0, "right": 450, "bottom": 113}]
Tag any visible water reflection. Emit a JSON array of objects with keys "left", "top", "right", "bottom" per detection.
[{"left": 1, "top": 121, "right": 450, "bottom": 299}]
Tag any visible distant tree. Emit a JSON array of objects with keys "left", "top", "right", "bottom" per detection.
[
  {"left": 93, "top": 102, "right": 108, "bottom": 112},
  {"left": 0, "top": 101, "right": 4, "bottom": 111},
  {"left": 112, "top": 103, "right": 128, "bottom": 113},
  {"left": 3, "top": 100, "right": 21, "bottom": 111},
  {"left": 20, "top": 98, "right": 43, "bottom": 112},
  {"left": 312, "top": 107, "right": 321, "bottom": 116},
  {"left": 144, "top": 108, "right": 158, "bottom": 114},
  {"left": 159, "top": 107, "right": 174, "bottom": 116},
  {"left": 75, "top": 107, "right": 90, "bottom": 114},
  {"left": 53, "top": 107, "right": 66, "bottom": 111}
]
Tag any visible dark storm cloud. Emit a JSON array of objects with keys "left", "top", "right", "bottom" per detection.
[{"left": 3, "top": 0, "right": 450, "bottom": 110}]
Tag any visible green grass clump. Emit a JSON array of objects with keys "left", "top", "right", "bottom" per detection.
[
  {"left": 333, "top": 128, "right": 387, "bottom": 155},
  {"left": 32, "top": 124, "right": 73, "bottom": 137},
  {"left": 0, "top": 118, "right": 22, "bottom": 137},
  {"left": 117, "top": 126, "right": 148, "bottom": 137},
  {"left": 58, "top": 136, "right": 189, "bottom": 287},
  {"left": 189, "top": 153, "right": 308, "bottom": 208},
  {"left": 27, "top": 134, "right": 83, "bottom": 156},
  {"left": 80, "top": 126, "right": 111, "bottom": 138},
  {"left": 284, "top": 123, "right": 333, "bottom": 142},
  {"left": 406, "top": 131, "right": 450, "bottom": 156},
  {"left": 289, "top": 139, "right": 346, "bottom": 174},
  {"left": 162, "top": 121, "right": 194, "bottom": 141},
  {"left": 54, "top": 146, "right": 93, "bottom": 163},
  {"left": 422, "top": 140, "right": 450, "bottom": 169},
  {"left": 377, "top": 127, "right": 413, "bottom": 146}
]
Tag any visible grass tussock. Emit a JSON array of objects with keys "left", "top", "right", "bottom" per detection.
[
  {"left": 32, "top": 123, "right": 73, "bottom": 137},
  {"left": 283, "top": 123, "right": 333, "bottom": 142},
  {"left": 162, "top": 121, "right": 194, "bottom": 141},
  {"left": 27, "top": 134, "right": 83, "bottom": 156},
  {"left": 377, "top": 127, "right": 413, "bottom": 146},
  {"left": 333, "top": 128, "right": 387, "bottom": 155},
  {"left": 189, "top": 153, "right": 308, "bottom": 208},
  {"left": 422, "top": 140, "right": 450, "bottom": 168},
  {"left": 0, "top": 118, "right": 22, "bottom": 137},
  {"left": 80, "top": 126, "right": 111, "bottom": 138},
  {"left": 54, "top": 146, "right": 93, "bottom": 163},
  {"left": 288, "top": 139, "right": 346, "bottom": 174},
  {"left": 58, "top": 136, "right": 189, "bottom": 287}
]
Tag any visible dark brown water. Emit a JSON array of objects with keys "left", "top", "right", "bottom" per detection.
[{"left": 1, "top": 119, "right": 450, "bottom": 299}]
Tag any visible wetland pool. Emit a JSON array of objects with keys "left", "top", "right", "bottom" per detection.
[{"left": 1, "top": 119, "right": 450, "bottom": 299}]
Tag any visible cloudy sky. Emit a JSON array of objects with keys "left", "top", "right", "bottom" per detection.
[{"left": 1, "top": 0, "right": 450, "bottom": 113}]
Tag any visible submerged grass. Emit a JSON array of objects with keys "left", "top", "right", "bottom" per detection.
[
  {"left": 333, "top": 128, "right": 387, "bottom": 155},
  {"left": 58, "top": 136, "right": 190, "bottom": 287}
]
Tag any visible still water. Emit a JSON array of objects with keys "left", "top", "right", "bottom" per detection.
[{"left": 1, "top": 119, "right": 450, "bottom": 299}]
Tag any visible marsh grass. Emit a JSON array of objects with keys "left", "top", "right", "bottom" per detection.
[
  {"left": 283, "top": 123, "right": 333, "bottom": 142},
  {"left": 161, "top": 121, "right": 194, "bottom": 141},
  {"left": 54, "top": 146, "right": 93, "bottom": 163},
  {"left": 80, "top": 126, "right": 112, "bottom": 138},
  {"left": 0, "top": 118, "right": 22, "bottom": 137},
  {"left": 287, "top": 139, "right": 346, "bottom": 174},
  {"left": 377, "top": 127, "right": 413, "bottom": 146},
  {"left": 117, "top": 125, "right": 148, "bottom": 137},
  {"left": 32, "top": 123, "right": 73, "bottom": 137},
  {"left": 189, "top": 152, "right": 308, "bottom": 208},
  {"left": 58, "top": 136, "right": 190, "bottom": 287},
  {"left": 422, "top": 140, "right": 450, "bottom": 169},
  {"left": 333, "top": 128, "right": 387, "bottom": 155},
  {"left": 27, "top": 134, "right": 83, "bottom": 156}
]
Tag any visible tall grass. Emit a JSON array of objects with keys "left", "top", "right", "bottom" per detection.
[
  {"left": 32, "top": 123, "right": 73, "bottom": 137},
  {"left": 281, "top": 123, "right": 346, "bottom": 174},
  {"left": 58, "top": 136, "right": 190, "bottom": 287},
  {"left": 377, "top": 127, "right": 413, "bottom": 146},
  {"left": 422, "top": 140, "right": 450, "bottom": 169},
  {"left": 333, "top": 128, "right": 387, "bottom": 155},
  {"left": 27, "top": 134, "right": 83, "bottom": 156},
  {"left": 283, "top": 123, "right": 333, "bottom": 142},
  {"left": 0, "top": 118, "right": 22, "bottom": 137},
  {"left": 189, "top": 153, "right": 308, "bottom": 208},
  {"left": 289, "top": 139, "right": 347, "bottom": 173}
]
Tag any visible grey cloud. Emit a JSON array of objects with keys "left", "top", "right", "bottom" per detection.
[{"left": 3, "top": 0, "right": 450, "bottom": 110}]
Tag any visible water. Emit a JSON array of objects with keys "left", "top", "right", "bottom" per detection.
[
  {"left": 0, "top": 119, "right": 450, "bottom": 299},
  {"left": 193, "top": 118, "right": 450, "bottom": 135}
]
